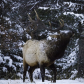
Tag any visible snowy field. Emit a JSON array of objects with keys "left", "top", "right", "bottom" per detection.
[{"left": 0, "top": 79, "right": 84, "bottom": 84}]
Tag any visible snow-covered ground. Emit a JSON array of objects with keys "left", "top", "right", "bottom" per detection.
[{"left": 0, "top": 79, "right": 84, "bottom": 84}]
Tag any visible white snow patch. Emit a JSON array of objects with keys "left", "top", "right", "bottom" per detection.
[
  {"left": 63, "top": 12, "right": 84, "bottom": 24},
  {"left": 3, "top": 0, "right": 7, "bottom": 3},
  {"left": 17, "top": 73, "right": 23, "bottom": 78},
  {"left": 77, "top": 78, "right": 84, "bottom": 82},
  {"left": 38, "top": 6, "right": 60, "bottom": 10},
  {"left": 63, "top": 2, "right": 77, "bottom": 8},
  {"left": 4, "top": 56, "right": 13, "bottom": 67},
  {"left": 39, "top": 7, "right": 49, "bottom": 10},
  {"left": 15, "top": 24, "right": 23, "bottom": 33},
  {"left": 47, "top": 36, "right": 52, "bottom": 40},
  {"left": 2, "top": 56, "right": 16, "bottom": 70},
  {"left": 26, "top": 34, "right": 31, "bottom": 39},
  {"left": 2, "top": 67, "right": 7, "bottom": 72},
  {"left": 33, "top": 69, "right": 50, "bottom": 79},
  {"left": 67, "top": 51, "right": 76, "bottom": 64},
  {"left": 70, "top": 69, "right": 78, "bottom": 79},
  {"left": 38, "top": 1, "right": 61, "bottom": 10},
  {"left": 12, "top": 2, "right": 21, "bottom": 11},
  {"left": 56, "top": 45, "right": 78, "bottom": 70},
  {"left": 33, "top": 69, "right": 41, "bottom": 79},
  {"left": 3, "top": 16, "right": 12, "bottom": 26},
  {"left": 12, "top": 65, "right": 16, "bottom": 71},
  {"left": 63, "top": 50, "right": 77, "bottom": 69},
  {"left": 14, "top": 55, "right": 23, "bottom": 61},
  {"left": 15, "top": 62, "right": 23, "bottom": 68},
  {"left": 0, "top": 79, "right": 84, "bottom": 84},
  {"left": 4, "top": 17, "right": 10, "bottom": 21},
  {"left": 60, "top": 30, "right": 70, "bottom": 34}
]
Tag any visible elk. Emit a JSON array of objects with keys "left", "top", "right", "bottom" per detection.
[{"left": 22, "top": 9, "right": 73, "bottom": 83}]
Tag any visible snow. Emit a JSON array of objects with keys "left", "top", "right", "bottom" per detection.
[
  {"left": 0, "top": 0, "right": 83, "bottom": 82},
  {"left": 0, "top": 79, "right": 84, "bottom": 84},
  {"left": 38, "top": 6, "right": 61, "bottom": 10},
  {"left": 47, "top": 36, "right": 52, "bottom": 40},
  {"left": 70, "top": 70, "right": 78, "bottom": 79},
  {"left": 3, "top": 16, "right": 12, "bottom": 26},
  {"left": 63, "top": 12, "right": 84, "bottom": 24},
  {"left": 39, "top": 7, "right": 50, "bottom": 10},
  {"left": 17, "top": 73, "right": 23, "bottom": 79},
  {"left": 2, "top": 67, "right": 7, "bottom": 72},
  {"left": 60, "top": 30, "right": 71, "bottom": 34},
  {"left": 13, "top": 55, "right": 23, "bottom": 61},
  {"left": 15, "top": 24, "right": 23, "bottom": 33},
  {"left": 3, "top": 0, "right": 7, "bottom": 3},
  {"left": 63, "top": 2, "right": 77, "bottom": 8},
  {"left": 56, "top": 45, "right": 77, "bottom": 69},
  {"left": 0, "top": 56, "right": 3, "bottom": 63},
  {"left": 4, "top": 56, "right": 13, "bottom": 67},
  {"left": 38, "top": 1, "right": 61, "bottom": 10},
  {"left": 1, "top": 56, "right": 16, "bottom": 71}
]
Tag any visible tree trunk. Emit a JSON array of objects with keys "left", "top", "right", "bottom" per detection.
[
  {"left": 78, "top": 22, "right": 84, "bottom": 78},
  {"left": 78, "top": 36, "right": 84, "bottom": 78}
]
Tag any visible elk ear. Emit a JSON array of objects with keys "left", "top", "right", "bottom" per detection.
[
  {"left": 34, "top": 9, "right": 41, "bottom": 20},
  {"left": 27, "top": 13, "right": 33, "bottom": 22}
]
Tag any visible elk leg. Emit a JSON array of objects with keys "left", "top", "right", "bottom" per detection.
[
  {"left": 23, "top": 62, "right": 28, "bottom": 82},
  {"left": 28, "top": 66, "right": 36, "bottom": 82},
  {"left": 40, "top": 65, "right": 45, "bottom": 82},
  {"left": 49, "top": 63, "right": 56, "bottom": 83}
]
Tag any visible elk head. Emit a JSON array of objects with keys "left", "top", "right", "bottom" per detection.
[{"left": 27, "top": 9, "right": 64, "bottom": 40}]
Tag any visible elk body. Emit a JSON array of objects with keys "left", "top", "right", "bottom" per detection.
[{"left": 22, "top": 10, "right": 73, "bottom": 83}]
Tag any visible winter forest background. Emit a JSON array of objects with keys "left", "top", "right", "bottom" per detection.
[{"left": 0, "top": 0, "right": 84, "bottom": 80}]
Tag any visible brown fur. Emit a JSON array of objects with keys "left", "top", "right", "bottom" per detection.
[{"left": 22, "top": 31, "right": 73, "bottom": 83}]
